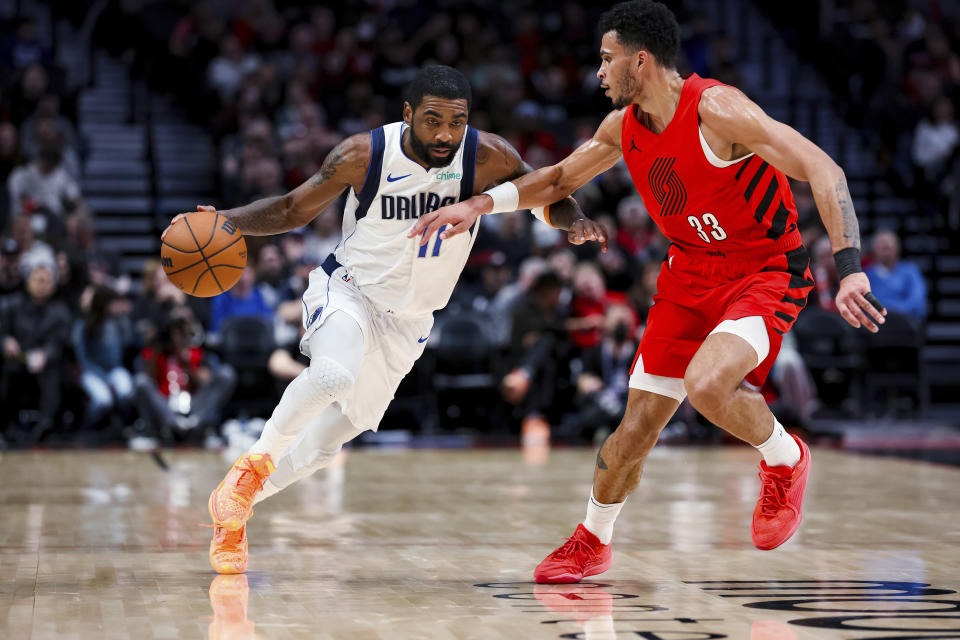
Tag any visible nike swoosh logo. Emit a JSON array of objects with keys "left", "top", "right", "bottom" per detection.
[
  {"left": 418, "top": 336, "right": 429, "bottom": 343},
  {"left": 387, "top": 173, "right": 411, "bottom": 182}
]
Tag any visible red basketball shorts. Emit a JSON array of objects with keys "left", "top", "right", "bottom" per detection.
[{"left": 631, "top": 245, "right": 814, "bottom": 393}]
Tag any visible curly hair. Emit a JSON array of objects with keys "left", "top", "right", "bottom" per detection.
[
  {"left": 404, "top": 65, "right": 472, "bottom": 110},
  {"left": 598, "top": 0, "right": 681, "bottom": 69}
]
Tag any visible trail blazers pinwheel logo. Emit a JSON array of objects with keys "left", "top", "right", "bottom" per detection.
[{"left": 648, "top": 157, "right": 687, "bottom": 217}]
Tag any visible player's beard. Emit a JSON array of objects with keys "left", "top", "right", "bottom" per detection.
[
  {"left": 611, "top": 68, "right": 641, "bottom": 110},
  {"left": 409, "top": 119, "right": 462, "bottom": 168}
]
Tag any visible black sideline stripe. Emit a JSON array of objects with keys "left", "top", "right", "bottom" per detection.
[
  {"left": 753, "top": 178, "right": 778, "bottom": 223},
  {"left": 766, "top": 201, "right": 790, "bottom": 239},
  {"left": 775, "top": 310, "right": 795, "bottom": 323},
  {"left": 743, "top": 160, "right": 770, "bottom": 201},
  {"left": 781, "top": 293, "right": 807, "bottom": 306}
]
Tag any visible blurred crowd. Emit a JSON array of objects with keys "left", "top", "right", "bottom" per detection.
[
  {"left": 0, "top": 0, "right": 938, "bottom": 449},
  {"left": 764, "top": 0, "right": 960, "bottom": 219}
]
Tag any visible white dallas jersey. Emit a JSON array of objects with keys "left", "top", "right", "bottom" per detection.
[{"left": 326, "top": 121, "right": 481, "bottom": 318}]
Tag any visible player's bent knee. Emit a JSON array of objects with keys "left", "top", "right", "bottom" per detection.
[
  {"left": 683, "top": 369, "right": 727, "bottom": 413},
  {"left": 305, "top": 356, "right": 356, "bottom": 402},
  {"left": 612, "top": 419, "right": 661, "bottom": 458}
]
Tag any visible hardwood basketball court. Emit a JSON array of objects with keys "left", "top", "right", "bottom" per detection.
[{"left": 2, "top": 445, "right": 958, "bottom": 639}]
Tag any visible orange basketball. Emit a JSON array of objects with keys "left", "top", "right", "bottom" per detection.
[{"left": 161, "top": 209, "right": 247, "bottom": 297}]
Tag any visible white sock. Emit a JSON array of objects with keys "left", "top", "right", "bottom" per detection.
[
  {"left": 582, "top": 490, "right": 624, "bottom": 545},
  {"left": 755, "top": 418, "right": 801, "bottom": 468},
  {"left": 253, "top": 405, "right": 362, "bottom": 504},
  {"left": 247, "top": 417, "right": 297, "bottom": 459}
]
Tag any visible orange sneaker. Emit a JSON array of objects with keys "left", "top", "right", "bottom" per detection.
[
  {"left": 208, "top": 453, "right": 275, "bottom": 531},
  {"left": 751, "top": 434, "right": 811, "bottom": 550},
  {"left": 534, "top": 524, "right": 612, "bottom": 583},
  {"left": 209, "top": 525, "right": 248, "bottom": 574},
  {"left": 208, "top": 574, "right": 255, "bottom": 639}
]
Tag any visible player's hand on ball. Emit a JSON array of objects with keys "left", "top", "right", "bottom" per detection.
[
  {"left": 162, "top": 205, "right": 217, "bottom": 242},
  {"left": 408, "top": 199, "right": 482, "bottom": 245},
  {"left": 836, "top": 272, "right": 886, "bottom": 332},
  {"left": 568, "top": 218, "right": 608, "bottom": 252}
]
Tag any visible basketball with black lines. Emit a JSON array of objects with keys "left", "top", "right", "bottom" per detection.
[{"left": 160, "top": 210, "right": 246, "bottom": 297}]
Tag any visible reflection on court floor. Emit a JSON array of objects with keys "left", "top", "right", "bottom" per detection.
[{"left": 1, "top": 447, "right": 958, "bottom": 639}]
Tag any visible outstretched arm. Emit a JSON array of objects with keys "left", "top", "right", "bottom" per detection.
[
  {"left": 698, "top": 86, "right": 886, "bottom": 332},
  {"left": 471, "top": 132, "right": 608, "bottom": 251},
  {"left": 164, "top": 134, "right": 369, "bottom": 238},
  {"left": 409, "top": 111, "right": 624, "bottom": 241}
]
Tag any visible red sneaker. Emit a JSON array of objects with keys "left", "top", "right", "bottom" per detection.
[
  {"left": 534, "top": 524, "right": 612, "bottom": 583},
  {"left": 751, "top": 434, "right": 811, "bottom": 550}
]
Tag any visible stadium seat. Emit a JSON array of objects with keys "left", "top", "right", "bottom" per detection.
[
  {"left": 861, "top": 312, "right": 928, "bottom": 415},
  {"left": 792, "top": 308, "right": 863, "bottom": 415}
]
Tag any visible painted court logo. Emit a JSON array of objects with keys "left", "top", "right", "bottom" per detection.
[{"left": 435, "top": 170, "right": 461, "bottom": 181}]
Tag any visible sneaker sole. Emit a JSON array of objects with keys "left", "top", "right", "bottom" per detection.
[{"left": 534, "top": 558, "right": 612, "bottom": 584}]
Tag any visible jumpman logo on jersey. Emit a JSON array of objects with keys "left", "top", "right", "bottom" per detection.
[{"left": 628, "top": 136, "right": 641, "bottom": 153}]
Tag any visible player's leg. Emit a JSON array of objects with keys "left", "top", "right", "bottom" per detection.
[
  {"left": 683, "top": 316, "right": 811, "bottom": 550},
  {"left": 255, "top": 404, "right": 363, "bottom": 504},
  {"left": 535, "top": 386, "right": 680, "bottom": 583},
  {"left": 208, "top": 312, "right": 366, "bottom": 574},
  {"left": 208, "top": 311, "right": 363, "bottom": 531},
  {"left": 246, "top": 311, "right": 364, "bottom": 461},
  {"left": 683, "top": 317, "right": 796, "bottom": 456}
]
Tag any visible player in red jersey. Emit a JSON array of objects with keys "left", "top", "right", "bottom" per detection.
[{"left": 411, "top": 0, "right": 886, "bottom": 582}]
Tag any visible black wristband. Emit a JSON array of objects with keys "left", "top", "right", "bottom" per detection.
[{"left": 833, "top": 247, "right": 863, "bottom": 280}]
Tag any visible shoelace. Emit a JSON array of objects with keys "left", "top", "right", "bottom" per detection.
[
  {"left": 214, "top": 527, "right": 246, "bottom": 554},
  {"left": 229, "top": 458, "right": 270, "bottom": 505},
  {"left": 758, "top": 467, "right": 790, "bottom": 517},
  {"left": 549, "top": 534, "right": 594, "bottom": 560}
]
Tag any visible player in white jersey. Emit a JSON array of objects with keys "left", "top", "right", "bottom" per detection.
[{"left": 172, "top": 66, "right": 609, "bottom": 574}]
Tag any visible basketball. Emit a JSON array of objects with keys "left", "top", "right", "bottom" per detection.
[{"left": 161, "top": 209, "right": 247, "bottom": 297}]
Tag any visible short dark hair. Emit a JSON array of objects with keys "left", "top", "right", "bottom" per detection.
[
  {"left": 598, "top": 0, "right": 681, "bottom": 69},
  {"left": 404, "top": 65, "right": 472, "bottom": 110}
]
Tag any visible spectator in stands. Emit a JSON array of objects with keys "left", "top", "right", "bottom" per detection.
[
  {"left": 305, "top": 203, "right": 341, "bottom": 261},
  {"left": 1, "top": 261, "right": 70, "bottom": 439},
  {"left": 131, "top": 259, "right": 189, "bottom": 348},
  {"left": 0, "top": 238, "right": 22, "bottom": 295},
  {"left": 255, "top": 243, "right": 293, "bottom": 309},
  {"left": 557, "top": 304, "right": 637, "bottom": 443},
  {"left": 72, "top": 285, "right": 135, "bottom": 429},
  {"left": 209, "top": 267, "right": 273, "bottom": 333},
  {"left": 0, "top": 121, "right": 24, "bottom": 232},
  {"left": 9, "top": 214, "right": 54, "bottom": 277},
  {"left": 134, "top": 309, "right": 236, "bottom": 442},
  {"left": 485, "top": 256, "right": 547, "bottom": 348},
  {"left": 9, "top": 63, "right": 50, "bottom": 125},
  {"left": 502, "top": 271, "right": 570, "bottom": 441},
  {"left": 1, "top": 18, "right": 53, "bottom": 72},
  {"left": 615, "top": 196, "right": 655, "bottom": 259},
  {"left": 569, "top": 262, "right": 608, "bottom": 350},
  {"left": 207, "top": 35, "right": 260, "bottom": 103},
  {"left": 866, "top": 229, "right": 927, "bottom": 321},
  {"left": 912, "top": 95, "right": 958, "bottom": 184},
  {"left": 7, "top": 117, "right": 86, "bottom": 220},
  {"left": 19, "top": 94, "right": 80, "bottom": 178},
  {"left": 811, "top": 236, "right": 841, "bottom": 313}
]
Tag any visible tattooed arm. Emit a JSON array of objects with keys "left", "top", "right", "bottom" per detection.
[
  {"left": 165, "top": 134, "right": 370, "bottom": 238},
  {"left": 698, "top": 85, "right": 886, "bottom": 331}
]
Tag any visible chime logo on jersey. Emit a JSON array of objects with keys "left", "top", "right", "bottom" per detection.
[
  {"left": 381, "top": 193, "right": 456, "bottom": 220},
  {"left": 435, "top": 170, "right": 461, "bottom": 181}
]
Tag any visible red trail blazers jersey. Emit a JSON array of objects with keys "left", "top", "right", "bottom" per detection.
[
  {"left": 621, "top": 73, "right": 803, "bottom": 261},
  {"left": 621, "top": 74, "right": 814, "bottom": 386}
]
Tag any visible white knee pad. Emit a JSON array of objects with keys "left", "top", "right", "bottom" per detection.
[{"left": 307, "top": 356, "right": 355, "bottom": 403}]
